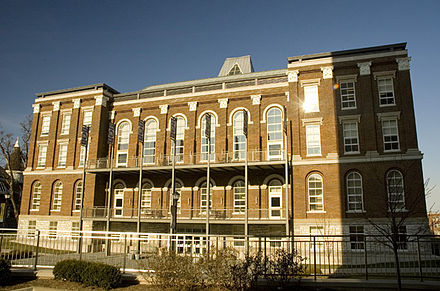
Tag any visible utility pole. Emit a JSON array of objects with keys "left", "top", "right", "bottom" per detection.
[
  {"left": 137, "top": 120, "right": 145, "bottom": 256},
  {"left": 169, "top": 116, "right": 179, "bottom": 251},
  {"left": 243, "top": 110, "right": 249, "bottom": 254},
  {"left": 204, "top": 114, "right": 212, "bottom": 241},
  {"left": 106, "top": 122, "right": 115, "bottom": 255},
  {"left": 78, "top": 125, "right": 89, "bottom": 254}
]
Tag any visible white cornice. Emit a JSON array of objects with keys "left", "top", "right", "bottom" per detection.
[
  {"left": 23, "top": 169, "right": 83, "bottom": 175},
  {"left": 113, "top": 82, "right": 287, "bottom": 107},
  {"left": 35, "top": 88, "right": 106, "bottom": 103},
  {"left": 288, "top": 50, "right": 407, "bottom": 69},
  {"left": 338, "top": 114, "right": 361, "bottom": 124},
  {"left": 377, "top": 111, "right": 401, "bottom": 121}
]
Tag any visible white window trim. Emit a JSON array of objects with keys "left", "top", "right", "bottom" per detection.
[
  {"left": 381, "top": 117, "right": 400, "bottom": 153},
  {"left": 305, "top": 124, "right": 322, "bottom": 157},
  {"left": 36, "top": 144, "right": 48, "bottom": 169},
  {"left": 342, "top": 121, "right": 360, "bottom": 155},
  {"left": 60, "top": 112, "right": 72, "bottom": 135},
  {"left": 307, "top": 174, "right": 325, "bottom": 212},
  {"left": 40, "top": 114, "right": 51, "bottom": 137},
  {"left": 374, "top": 72, "right": 396, "bottom": 107},
  {"left": 302, "top": 84, "right": 320, "bottom": 113},
  {"left": 57, "top": 143, "right": 68, "bottom": 168},
  {"left": 338, "top": 79, "right": 357, "bottom": 110},
  {"left": 346, "top": 172, "right": 365, "bottom": 213}
]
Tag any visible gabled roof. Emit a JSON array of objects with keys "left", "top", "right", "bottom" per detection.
[{"left": 218, "top": 55, "right": 254, "bottom": 76}]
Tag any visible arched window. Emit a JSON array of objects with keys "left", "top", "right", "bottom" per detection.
[
  {"left": 233, "top": 111, "right": 246, "bottom": 160},
  {"left": 169, "top": 182, "right": 182, "bottom": 213},
  {"left": 308, "top": 174, "right": 323, "bottom": 211},
  {"left": 269, "top": 179, "right": 282, "bottom": 218},
  {"left": 31, "top": 181, "right": 41, "bottom": 210},
  {"left": 201, "top": 113, "right": 215, "bottom": 161},
  {"left": 233, "top": 180, "right": 245, "bottom": 213},
  {"left": 201, "top": 181, "right": 213, "bottom": 213},
  {"left": 267, "top": 107, "right": 283, "bottom": 160},
  {"left": 386, "top": 170, "right": 405, "bottom": 210},
  {"left": 117, "top": 122, "right": 130, "bottom": 167},
  {"left": 346, "top": 172, "right": 363, "bottom": 212},
  {"left": 114, "top": 183, "right": 124, "bottom": 216},
  {"left": 171, "top": 116, "right": 185, "bottom": 162},
  {"left": 141, "top": 182, "right": 152, "bottom": 214},
  {"left": 74, "top": 181, "right": 83, "bottom": 211},
  {"left": 143, "top": 119, "right": 157, "bottom": 164},
  {"left": 52, "top": 181, "right": 63, "bottom": 211}
]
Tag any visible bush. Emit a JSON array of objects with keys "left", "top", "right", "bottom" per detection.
[
  {"left": 53, "top": 259, "right": 121, "bottom": 290},
  {"left": 142, "top": 249, "right": 203, "bottom": 289},
  {"left": 228, "top": 253, "right": 265, "bottom": 290},
  {"left": 199, "top": 248, "right": 240, "bottom": 289},
  {"left": 0, "top": 258, "right": 11, "bottom": 285},
  {"left": 265, "top": 249, "right": 306, "bottom": 287}
]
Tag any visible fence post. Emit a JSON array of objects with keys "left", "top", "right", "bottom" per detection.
[
  {"left": 264, "top": 236, "right": 267, "bottom": 275},
  {"left": 123, "top": 234, "right": 127, "bottom": 273},
  {"left": 313, "top": 236, "right": 317, "bottom": 281},
  {"left": 34, "top": 230, "right": 40, "bottom": 270},
  {"left": 416, "top": 236, "right": 423, "bottom": 282},
  {"left": 364, "top": 235, "right": 368, "bottom": 280}
]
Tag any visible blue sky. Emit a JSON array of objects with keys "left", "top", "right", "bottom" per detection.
[{"left": 0, "top": 0, "right": 439, "bottom": 210}]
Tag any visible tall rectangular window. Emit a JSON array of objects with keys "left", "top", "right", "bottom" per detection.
[
  {"left": 28, "top": 221, "right": 36, "bottom": 238},
  {"left": 306, "top": 124, "right": 321, "bottom": 156},
  {"left": 349, "top": 225, "right": 365, "bottom": 250},
  {"left": 303, "top": 85, "right": 319, "bottom": 113},
  {"left": 83, "top": 110, "right": 93, "bottom": 126},
  {"left": 41, "top": 115, "right": 51, "bottom": 136},
  {"left": 31, "top": 182, "right": 41, "bottom": 210},
  {"left": 58, "top": 144, "right": 68, "bottom": 167},
  {"left": 382, "top": 119, "right": 400, "bottom": 151},
  {"left": 71, "top": 221, "right": 80, "bottom": 241},
  {"left": 49, "top": 221, "right": 57, "bottom": 239},
  {"left": 343, "top": 122, "right": 359, "bottom": 153},
  {"left": 397, "top": 226, "right": 408, "bottom": 250},
  {"left": 61, "top": 113, "right": 71, "bottom": 135},
  {"left": 37, "top": 145, "right": 47, "bottom": 168},
  {"left": 378, "top": 77, "right": 395, "bottom": 106},
  {"left": 340, "top": 81, "right": 356, "bottom": 109},
  {"left": 74, "top": 181, "right": 82, "bottom": 211}
]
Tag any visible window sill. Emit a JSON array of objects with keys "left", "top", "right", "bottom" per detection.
[
  {"left": 307, "top": 210, "right": 326, "bottom": 214},
  {"left": 387, "top": 208, "right": 408, "bottom": 213},
  {"left": 384, "top": 149, "right": 401, "bottom": 153},
  {"left": 36, "top": 167, "right": 45, "bottom": 170},
  {"left": 306, "top": 154, "right": 322, "bottom": 158},
  {"left": 344, "top": 151, "right": 360, "bottom": 155},
  {"left": 341, "top": 107, "right": 357, "bottom": 111},
  {"left": 57, "top": 166, "right": 66, "bottom": 169},
  {"left": 346, "top": 210, "right": 366, "bottom": 214},
  {"left": 379, "top": 103, "right": 396, "bottom": 107},
  {"left": 30, "top": 209, "right": 39, "bottom": 212}
]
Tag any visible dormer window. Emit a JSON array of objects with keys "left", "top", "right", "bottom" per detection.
[{"left": 228, "top": 64, "right": 242, "bottom": 75}]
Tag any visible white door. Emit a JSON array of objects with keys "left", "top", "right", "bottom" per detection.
[
  {"left": 114, "top": 186, "right": 124, "bottom": 216},
  {"left": 269, "top": 180, "right": 282, "bottom": 218}
]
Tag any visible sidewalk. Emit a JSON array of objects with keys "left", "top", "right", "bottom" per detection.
[{"left": 11, "top": 268, "right": 440, "bottom": 290}]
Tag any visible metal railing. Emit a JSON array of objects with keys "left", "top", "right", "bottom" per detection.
[
  {"left": 82, "top": 207, "right": 288, "bottom": 220},
  {"left": 2, "top": 229, "right": 439, "bottom": 280},
  {"left": 87, "top": 150, "right": 287, "bottom": 170}
]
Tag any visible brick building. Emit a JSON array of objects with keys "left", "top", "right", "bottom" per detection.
[{"left": 18, "top": 43, "right": 428, "bottom": 240}]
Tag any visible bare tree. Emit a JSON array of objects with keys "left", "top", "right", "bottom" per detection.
[
  {"left": 20, "top": 114, "right": 32, "bottom": 166},
  {"left": 364, "top": 162, "right": 431, "bottom": 291}
]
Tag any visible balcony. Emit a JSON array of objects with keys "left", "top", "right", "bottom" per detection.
[
  {"left": 83, "top": 207, "right": 289, "bottom": 223},
  {"left": 87, "top": 150, "right": 288, "bottom": 171}
]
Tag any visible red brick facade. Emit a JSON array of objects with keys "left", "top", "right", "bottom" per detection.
[{"left": 18, "top": 43, "right": 428, "bottom": 237}]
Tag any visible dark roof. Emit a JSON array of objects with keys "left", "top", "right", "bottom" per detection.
[
  {"left": 288, "top": 43, "right": 407, "bottom": 63},
  {"left": 36, "top": 83, "right": 119, "bottom": 98}
]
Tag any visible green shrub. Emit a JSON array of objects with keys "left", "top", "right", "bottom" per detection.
[
  {"left": 53, "top": 259, "right": 121, "bottom": 290},
  {"left": 0, "top": 258, "right": 11, "bottom": 285}
]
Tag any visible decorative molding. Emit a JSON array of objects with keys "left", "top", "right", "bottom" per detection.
[
  {"left": 52, "top": 101, "right": 60, "bottom": 111},
  {"left": 225, "top": 185, "right": 232, "bottom": 191},
  {"left": 94, "top": 96, "right": 107, "bottom": 107},
  {"left": 377, "top": 111, "right": 401, "bottom": 121},
  {"left": 373, "top": 70, "right": 396, "bottom": 80},
  {"left": 335, "top": 74, "right": 358, "bottom": 82},
  {"left": 293, "top": 155, "right": 302, "bottom": 161},
  {"left": 32, "top": 104, "right": 40, "bottom": 114},
  {"left": 251, "top": 95, "right": 261, "bottom": 105},
  {"left": 218, "top": 98, "right": 228, "bottom": 109},
  {"left": 287, "top": 70, "right": 299, "bottom": 82},
  {"left": 396, "top": 57, "right": 411, "bottom": 71},
  {"left": 73, "top": 99, "right": 81, "bottom": 109},
  {"left": 188, "top": 101, "right": 198, "bottom": 112},
  {"left": 321, "top": 66, "right": 333, "bottom": 79},
  {"left": 357, "top": 62, "right": 372, "bottom": 76},
  {"left": 302, "top": 117, "right": 323, "bottom": 126},
  {"left": 326, "top": 153, "right": 339, "bottom": 159},
  {"left": 300, "top": 78, "right": 320, "bottom": 87},
  {"left": 132, "top": 108, "right": 141, "bottom": 117},
  {"left": 338, "top": 114, "right": 361, "bottom": 124},
  {"left": 109, "top": 111, "right": 115, "bottom": 120},
  {"left": 159, "top": 104, "right": 168, "bottom": 114}
]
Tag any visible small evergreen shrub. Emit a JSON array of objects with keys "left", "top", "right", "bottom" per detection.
[
  {"left": 0, "top": 258, "right": 11, "bottom": 285},
  {"left": 53, "top": 259, "right": 121, "bottom": 290}
]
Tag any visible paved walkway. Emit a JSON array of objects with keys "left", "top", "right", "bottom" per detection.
[{"left": 11, "top": 268, "right": 440, "bottom": 290}]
